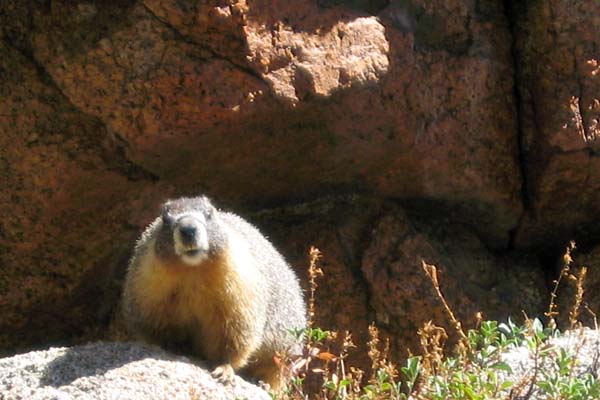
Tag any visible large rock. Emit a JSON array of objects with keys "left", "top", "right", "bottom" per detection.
[
  {"left": 0, "top": 39, "right": 167, "bottom": 354},
  {"left": 258, "top": 199, "right": 546, "bottom": 364},
  {"left": 512, "top": 0, "right": 600, "bottom": 248},
  {"left": 0, "top": 0, "right": 541, "bottom": 361},
  {"left": 0, "top": 342, "right": 269, "bottom": 400},
  {"left": 3, "top": 0, "right": 522, "bottom": 242},
  {"left": 362, "top": 207, "right": 547, "bottom": 354}
]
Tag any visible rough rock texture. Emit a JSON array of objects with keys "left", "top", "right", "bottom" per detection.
[
  {"left": 2, "top": 0, "right": 522, "bottom": 242},
  {"left": 362, "top": 206, "right": 547, "bottom": 353},
  {"left": 513, "top": 0, "right": 600, "bottom": 248},
  {"left": 256, "top": 198, "right": 547, "bottom": 362},
  {"left": 0, "top": 341, "right": 270, "bottom": 400},
  {"left": 0, "top": 38, "right": 165, "bottom": 354},
  {"left": 0, "top": 0, "right": 599, "bottom": 379},
  {"left": 0, "top": 0, "right": 525, "bottom": 356}
]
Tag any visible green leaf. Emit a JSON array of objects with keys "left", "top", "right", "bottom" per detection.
[
  {"left": 463, "top": 385, "right": 481, "bottom": 400},
  {"left": 339, "top": 379, "right": 351, "bottom": 388},
  {"left": 490, "top": 361, "right": 513, "bottom": 373},
  {"left": 323, "top": 381, "right": 337, "bottom": 390},
  {"left": 402, "top": 356, "right": 421, "bottom": 383}
]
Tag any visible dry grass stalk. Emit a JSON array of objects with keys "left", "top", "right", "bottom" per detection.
[
  {"left": 569, "top": 97, "right": 589, "bottom": 142},
  {"left": 569, "top": 266, "right": 587, "bottom": 329},
  {"left": 546, "top": 241, "right": 576, "bottom": 330},
  {"left": 349, "top": 366, "right": 365, "bottom": 396},
  {"left": 367, "top": 324, "right": 383, "bottom": 376},
  {"left": 421, "top": 261, "right": 469, "bottom": 352},
  {"left": 367, "top": 324, "right": 397, "bottom": 384},
  {"left": 417, "top": 321, "right": 447, "bottom": 379},
  {"left": 307, "top": 247, "right": 324, "bottom": 328}
]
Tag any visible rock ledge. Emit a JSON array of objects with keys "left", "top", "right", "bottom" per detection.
[{"left": 0, "top": 341, "right": 269, "bottom": 400}]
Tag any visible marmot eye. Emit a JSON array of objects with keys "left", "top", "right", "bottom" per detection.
[
  {"left": 162, "top": 212, "right": 175, "bottom": 226},
  {"left": 205, "top": 206, "right": 215, "bottom": 219}
]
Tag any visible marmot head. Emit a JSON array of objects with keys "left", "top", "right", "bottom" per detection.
[{"left": 153, "top": 196, "right": 227, "bottom": 266}]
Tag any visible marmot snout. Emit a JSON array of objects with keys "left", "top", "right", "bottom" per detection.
[{"left": 170, "top": 214, "right": 210, "bottom": 264}]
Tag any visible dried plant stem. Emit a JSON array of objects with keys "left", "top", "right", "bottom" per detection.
[
  {"left": 417, "top": 321, "right": 447, "bottom": 378},
  {"left": 421, "top": 260, "right": 468, "bottom": 345},
  {"left": 367, "top": 324, "right": 382, "bottom": 377},
  {"left": 546, "top": 241, "right": 576, "bottom": 330},
  {"left": 307, "top": 247, "right": 323, "bottom": 328},
  {"left": 569, "top": 266, "right": 587, "bottom": 329}
]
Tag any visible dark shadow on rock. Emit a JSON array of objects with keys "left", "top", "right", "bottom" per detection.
[{"left": 0, "top": 235, "right": 136, "bottom": 358}]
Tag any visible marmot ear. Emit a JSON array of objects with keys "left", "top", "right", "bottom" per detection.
[
  {"left": 161, "top": 202, "right": 175, "bottom": 225},
  {"left": 205, "top": 202, "right": 217, "bottom": 219},
  {"left": 199, "top": 196, "right": 217, "bottom": 219}
]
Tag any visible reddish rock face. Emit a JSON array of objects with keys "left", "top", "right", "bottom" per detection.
[
  {"left": 256, "top": 198, "right": 547, "bottom": 367},
  {"left": 0, "top": 40, "right": 169, "bottom": 353},
  {"left": 513, "top": 1, "right": 600, "bottom": 248},
  {"left": 17, "top": 0, "right": 521, "bottom": 246},
  {"left": 0, "top": 0, "right": 595, "bottom": 371},
  {"left": 362, "top": 207, "right": 546, "bottom": 355}
]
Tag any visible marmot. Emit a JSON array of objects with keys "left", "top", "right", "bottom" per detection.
[{"left": 122, "top": 196, "right": 306, "bottom": 388}]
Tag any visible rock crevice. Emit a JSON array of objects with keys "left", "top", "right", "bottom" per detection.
[{"left": 503, "top": 0, "right": 529, "bottom": 248}]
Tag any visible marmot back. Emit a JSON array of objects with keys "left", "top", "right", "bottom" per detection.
[{"left": 122, "top": 196, "right": 306, "bottom": 388}]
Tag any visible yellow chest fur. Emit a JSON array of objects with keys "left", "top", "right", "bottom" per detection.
[
  {"left": 129, "top": 235, "right": 261, "bottom": 364},
  {"left": 135, "top": 254, "right": 248, "bottom": 324}
]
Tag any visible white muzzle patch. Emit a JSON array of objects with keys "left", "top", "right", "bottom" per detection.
[{"left": 173, "top": 212, "right": 210, "bottom": 266}]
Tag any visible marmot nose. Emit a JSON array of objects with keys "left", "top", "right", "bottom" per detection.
[{"left": 178, "top": 224, "right": 197, "bottom": 242}]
